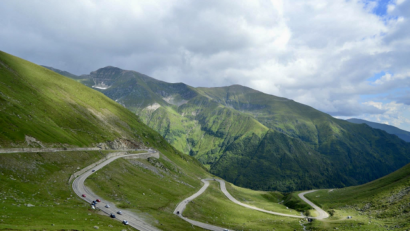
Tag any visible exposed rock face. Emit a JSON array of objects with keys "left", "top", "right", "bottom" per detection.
[
  {"left": 25, "top": 135, "right": 45, "bottom": 148},
  {"left": 144, "top": 103, "right": 161, "bottom": 111},
  {"left": 104, "top": 138, "right": 145, "bottom": 150}
]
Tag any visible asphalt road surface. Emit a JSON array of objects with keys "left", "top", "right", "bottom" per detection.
[
  {"left": 72, "top": 151, "right": 327, "bottom": 231},
  {"left": 174, "top": 179, "right": 329, "bottom": 230},
  {"left": 174, "top": 179, "right": 230, "bottom": 231},
  {"left": 216, "top": 179, "right": 306, "bottom": 218},
  {"left": 298, "top": 190, "right": 329, "bottom": 219},
  {"left": 72, "top": 152, "right": 161, "bottom": 231}
]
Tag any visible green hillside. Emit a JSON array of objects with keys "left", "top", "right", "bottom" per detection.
[
  {"left": 41, "top": 65, "right": 81, "bottom": 79},
  {"left": 303, "top": 162, "right": 410, "bottom": 230},
  {"left": 348, "top": 118, "right": 410, "bottom": 142},
  {"left": 50, "top": 65, "right": 410, "bottom": 192},
  {"left": 0, "top": 50, "right": 211, "bottom": 229},
  {"left": 0, "top": 51, "right": 156, "bottom": 148}
]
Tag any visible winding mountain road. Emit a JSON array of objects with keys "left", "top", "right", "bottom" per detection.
[
  {"left": 174, "top": 179, "right": 329, "bottom": 231},
  {"left": 72, "top": 152, "right": 161, "bottom": 231},
  {"left": 298, "top": 190, "right": 329, "bottom": 219},
  {"left": 70, "top": 150, "right": 328, "bottom": 231},
  {"left": 174, "top": 180, "right": 228, "bottom": 231}
]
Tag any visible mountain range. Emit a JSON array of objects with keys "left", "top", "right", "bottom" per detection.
[
  {"left": 2, "top": 50, "right": 410, "bottom": 230},
  {"left": 44, "top": 65, "right": 410, "bottom": 192},
  {"left": 347, "top": 118, "right": 410, "bottom": 142},
  {"left": 0, "top": 51, "right": 212, "bottom": 230}
]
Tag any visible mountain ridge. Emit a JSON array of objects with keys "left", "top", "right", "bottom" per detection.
[
  {"left": 45, "top": 65, "right": 410, "bottom": 191},
  {"left": 347, "top": 118, "right": 410, "bottom": 142},
  {"left": 0, "top": 50, "right": 212, "bottom": 230}
]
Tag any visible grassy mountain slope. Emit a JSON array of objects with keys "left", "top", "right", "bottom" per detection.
[
  {"left": 0, "top": 151, "right": 134, "bottom": 230},
  {"left": 85, "top": 154, "right": 208, "bottom": 231},
  {"left": 183, "top": 181, "right": 302, "bottom": 231},
  {"left": 0, "top": 51, "right": 157, "bottom": 148},
  {"left": 348, "top": 118, "right": 410, "bottom": 142},
  {"left": 303, "top": 162, "right": 410, "bottom": 230},
  {"left": 50, "top": 65, "right": 410, "bottom": 191},
  {"left": 0, "top": 51, "right": 211, "bottom": 229},
  {"left": 42, "top": 65, "right": 81, "bottom": 79}
]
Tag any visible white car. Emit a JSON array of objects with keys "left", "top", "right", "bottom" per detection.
[
  {"left": 123, "top": 220, "right": 129, "bottom": 225},
  {"left": 105, "top": 204, "right": 110, "bottom": 208}
]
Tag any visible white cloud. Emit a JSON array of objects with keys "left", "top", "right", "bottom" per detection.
[
  {"left": 396, "top": 0, "right": 406, "bottom": 5},
  {"left": 362, "top": 101, "right": 410, "bottom": 131},
  {"left": 387, "top": 4, "right": 395, "bottom": 13},
  {"left": 0, "top": 0, "right": 410, "bottom": 130}
]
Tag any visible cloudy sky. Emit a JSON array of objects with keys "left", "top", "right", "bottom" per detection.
[{"left": 1, "top": 0, "right": 410, "bottom": 131}]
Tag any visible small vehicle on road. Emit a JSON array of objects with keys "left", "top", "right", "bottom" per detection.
[
  {"left": 92, "top": 170, "right": 95, "bottom": 172},
  {"left": 82, "top": 194, "right": 86, "bottom": 197},
  {"left": 176, "top": 211, "right": 180, "bottom": 215},
  {"left": 117, "top": 210, "right": 122, "bottom": 215},
  {"left": 96, "top": 199, "right": 101, "bottom": 202},
  {"left": 110, "top": 213, "right": 116, "bottom": 218},
  {"left": 123, "top": 220, "right": 129, "bottom": 225},
  {"left": 91, "top": 205, "right": 95, "bottom": 209},
  {"left": 105, "top": 204, "right": 110, "bottom": 208}
]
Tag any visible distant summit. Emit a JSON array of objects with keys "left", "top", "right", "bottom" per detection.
[
  {"left": 42, "top": 65, "right": 80, "bottom": 79},
  {"left": 347, "top": 118, "right": 410, "bottom": 142},
  {"left": 46, "top": 64, "right": 410, "bottom": 191}
]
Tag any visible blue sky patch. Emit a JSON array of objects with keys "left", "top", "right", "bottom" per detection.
[
  {"left": 364, "top": 0, "right": 392, "bottom": 16},
  {"left": 367, "top": 70, "right": 390, "bottom": 83}
]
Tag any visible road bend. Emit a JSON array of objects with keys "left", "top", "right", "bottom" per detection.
[
  {"left": 298, "top": 190, "right": 329, "bottom": 219},
  {"left": 174, "top": 179, "right": 329, "bottom": 230},
  {"left": 72, "top": 152, "right": 161, "bottom": 231}
]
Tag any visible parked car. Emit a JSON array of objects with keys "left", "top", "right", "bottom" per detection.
[
  {"left": 91, "top": 205, "right": 95, "bottom": 209},
  {"left": 96, "top": 199, "right": 101, "bottom": 202},
  {"left": 117, "top": 210, "right": 122, "bottom": 215},
  {"left": 110, "top": 213, "right": 116, "bottom": 218},
  {"left": 82, "top": 194, "right": 86, "bottom": 197},
  {"left": 105, "top": 204, "right": 110, "bottom": 208},
  {"left": 123, "top": 220, "right": 129, "bottom": 225},
  {"left": 92, "top": 170, "right": 95, "bottom": 172}
]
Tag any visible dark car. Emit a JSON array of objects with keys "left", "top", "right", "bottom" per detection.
[
  {"left": 117, "top": 210, "right": 122, "bottom": 215},
  {"left": 96, "top": 199, "right": 101, "bottom": 202},
  {"left": 92, "top": 170, "right": 95, "bottom": 172},
  {"left": 82, "top": 194, "right": 86, "bottom": 197},
  {"left": 110, "top": 213, "right": 116, "bottom": 218}
]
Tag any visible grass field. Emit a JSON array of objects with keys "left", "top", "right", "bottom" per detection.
[
  {"left": 302, "top": 163, "right": 410, "bottom": 230},
  {"left": 85, "top": 154, "right": 211, "bottom": 231},
  {"left": 0, "top": 150, "right": 134, "bottom": 230},
  {"left": 225, "top": 182, "right": 301, "bottom": 216},
  {"left": 183, "top": 181, "right": 305, "bottom": 231},
  {"left": 281, "top": 163, "right": 410, "bottom": 230}
]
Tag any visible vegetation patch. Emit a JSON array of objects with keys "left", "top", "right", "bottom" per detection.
[
  {"left": 183, "top": 181, "right": 303, "bottom": 231},
  {"left": 225, "top": 182, "right": 300, "bottom": 216},
  {"left": 0, "top": 151, "right": 132, "bottom": 230},
  {"left": 85, "top": 152, "right": 211, "bottom": 231}
]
